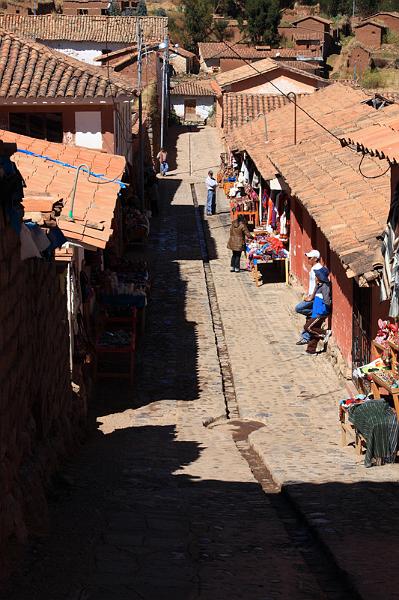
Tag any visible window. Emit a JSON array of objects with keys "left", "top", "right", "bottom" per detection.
[
  {"left": 78, "top": 8, "right": 88, "bottom": 14},
  {"left": 101, "top": 8, "right": 108, "bottom": 14},
  {"left": 9, "top": 113, "right": 63, "bottom": 143}
]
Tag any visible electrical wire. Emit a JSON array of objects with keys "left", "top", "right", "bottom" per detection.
[
  {"left": 212, "top": 38, "right": 396, "bottom": 178},
  {"left": 358, "top": 152, "right": 391, "bottom": 179}
]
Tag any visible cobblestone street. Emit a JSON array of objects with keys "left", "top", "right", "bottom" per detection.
[{"left": 3, "top": 125, "right": 399, "bottom": 599}]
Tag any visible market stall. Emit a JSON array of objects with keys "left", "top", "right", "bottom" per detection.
[{"left": 218, "top": 152, "right": 290, "bottom": 286}]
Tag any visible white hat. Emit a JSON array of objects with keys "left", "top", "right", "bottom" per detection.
[{"left": 305, "top": 249, "right": 320, "bottom": 259}]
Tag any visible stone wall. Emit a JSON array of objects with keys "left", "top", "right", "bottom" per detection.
[{"left": 0, "top": 206, "right": 81, "bottom": 579}]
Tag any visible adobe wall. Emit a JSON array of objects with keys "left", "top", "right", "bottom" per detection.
[
  {"left": 347, "top": 46, "right": 371, "bottom": 76},
  {"left": 376, "top": 13, "right": 399, "bottom": 33},
  {"left": 0, "top": 202, "right": 83, "bottom": 579},
  {"left": 355, "top": 24, "right": 382, "bottom": 48}
]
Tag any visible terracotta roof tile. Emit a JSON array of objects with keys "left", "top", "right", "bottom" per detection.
[
  {"left": 198, "top": 42, "right": 272, "bottom": 60},
  {"left": 222, "top": 92, "right": 309, "bottom": 132},
  {"left": 171, "top": 80, "right": 215, "bottom": 97},
  {"left": 0, "top": 14, "right": 168, "bottom": 44},
  {"left": 225, "top": 83, "right": 399, "bottom": 277},
  {"left": 0, "top": 29, "right": 134, "bottom": 98},
  {"left": 1, "top": 129, "right": 125, "bottom": 248}
]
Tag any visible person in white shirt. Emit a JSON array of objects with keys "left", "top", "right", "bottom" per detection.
[
  {"left": 295, "top": 249, "right": 323, "bottom": 345},
  {"left": 205, "top": 170, "right": 217, "bottom": 216}
]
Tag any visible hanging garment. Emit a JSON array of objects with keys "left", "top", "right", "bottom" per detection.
[
  {"left": 252, "top": 172, "right": 259, "bottom": 188},
  {"left": 380, "top": 186, "right": 399, "bottom": 306},
  {"left": 280, "top": 212, "right": 287, "bottom": 236}
]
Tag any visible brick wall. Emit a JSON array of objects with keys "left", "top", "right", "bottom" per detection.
[
  {"left": 347, "top": 46, "right": 371, "bottom": 76},
  {"left": 0, "top": 207, "right": 82, "bottom": 579},
  {"left": 375, "top": 13, "right": 399, "bottom": 34}
]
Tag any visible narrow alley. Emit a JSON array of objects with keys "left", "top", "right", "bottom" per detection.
[{"left": 2, "top": 126, "right": 399, "bottom": 600}]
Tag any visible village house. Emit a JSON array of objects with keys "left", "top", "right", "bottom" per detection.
[
  {"left": 63, "top": 0, "right": 111, "bottom": 15},
  {"left": 170, "top": 81, "right": 215, "bottom": 124},
  {"left": 0, "top": 29, "right": 135, "bottom": 163},
  {"left": 368, "top": 11, "right": 399, "bottom": 34},
  {"left": 224, "top": 83, "right": 398, "bottom": 375},
  {"left": 278, "top": 15, "right": 335, "bottom": 60},
  {"left": 214, "top": 57, "right": 329, "bottom": 130},
  {"left": 346, "top": 44, "right": 372, "bottom": 78},
  {"left": 0, "top": 14, "right": 168, "bottom": 66},
  {"left": 169, "top": 46, "right": 199, "bottom": 75},
  {"left": 198, "top": 42, "right": 324, "bottom": 73},
  {"left": 3, "top": 0, "right": 54, "bottom": 14},
  {"left": 214, "top": 57, "right": 329, "bottom": 95},
  {"left": 94, "top": 43, "right": 161, "bottom": 87},
  {"left": 354, "top": 19, "right": 386, "bottom": 49}
]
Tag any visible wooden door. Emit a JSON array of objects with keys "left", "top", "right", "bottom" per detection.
[{"left": 184, "top": 99, "right": 196, "bottom": 120}]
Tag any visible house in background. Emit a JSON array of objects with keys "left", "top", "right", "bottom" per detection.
[
  {"left": 368, "top": 11, "right": 399, "bottom": 34},
  {"left": 0, "top": 29, "right": 135, "bottom": 163},
  {"left": 0, "top": 14, "right": 168, "bottom": 65},
  {"left": 346, "top": 44, "right": 372, "bottom": 78},
  {"left": 3, "top": 0, "right": 54, "bottom": 13},
  {"left": 169, "top": 46, "right": 199, "bottom": 75},
  {"left": 95, "top": 43, "right": 162, "bottom": 87},
  {"left": 198, "top": 42, "right": 272, "bottom": 73},
  {"left": 354, "top": 19, "right": 386, "bottom": 49},
  {"left": 63, "top": 0, "right": 140, "bottom": 14},
  {"left": 170, "top": 81, "right": 215, "bottom": 124},
  {"left": 278, "top": 15, "right": 335, "bottom": 59}
]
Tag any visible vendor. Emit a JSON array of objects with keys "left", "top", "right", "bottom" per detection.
[
  {"left": 304, "top": 267, "right": 332, "bottom": 355},
  {"left": 227, "top": 215, "right": 253, "bottom": 273},
  {"left": 295, "top": 249, "right": 322, "bottom": 345}
]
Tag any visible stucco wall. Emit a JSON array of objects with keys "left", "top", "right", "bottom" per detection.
[
  {"left": 171, "top": 95, "right": 214, "bottom": 120},
  {"left": 43, "top": 40, "right": 124, "bottom": 65}
]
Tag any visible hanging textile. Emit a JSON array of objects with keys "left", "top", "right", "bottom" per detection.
[{"left": 381, "top": 185, "right": 399, "bottom": 312}]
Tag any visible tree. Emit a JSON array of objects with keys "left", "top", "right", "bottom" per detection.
[
  {"left": 213, "top": 17, "right": 230, "bottom": 41},
  {"left": 108, "top": 0, "right": 121, "bottom": 15},
  {"left": 154, "top": 7, "right": 167, "bottom": 16},
  {"left": 241, "top": 0, "right": 280, "bottom": 45},
  {"left": 136, "top": 0, "right": 148, "bottom": 16},
  {"left": 182, "top": 0, "right": 213, "bottom": 52}
]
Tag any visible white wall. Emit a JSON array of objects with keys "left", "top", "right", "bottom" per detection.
[
  {"left": 171, "top": 96, "right": 215, "bottom": 121},
  {"left": 43, "top": 40, "right": 124, "bottom": 65},
  {"left": 75, "top": 111, "right": 103, "bottom": 149},
  {"left": 201, "top": 57, "right": 219, "bottom": 73}
]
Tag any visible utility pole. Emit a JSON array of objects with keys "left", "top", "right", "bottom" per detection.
[
  {"left": 160, "top": 37, "right": 169, "bottom": 149},
  {"left": 352, "top": 0, "right": 355, "bottom": 18},
  {"left": 137, "top": 18, "right": 145, "bottom": 211}
]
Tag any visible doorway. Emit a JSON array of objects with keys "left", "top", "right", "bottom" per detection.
[
  {"left": 184, "top": 99, "right": 196, "bottom": 120},
  {"left": 352, "top": 283, "right": 371, "bottom": 371}
]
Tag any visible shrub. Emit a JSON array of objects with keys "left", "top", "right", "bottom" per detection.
[{"left": 361, "top": 68, "right": 383, "bottom": 88}]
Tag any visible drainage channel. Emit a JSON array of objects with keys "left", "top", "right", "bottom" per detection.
[{"left": 190, "top": 182, "right": 361, "bottom": 600}]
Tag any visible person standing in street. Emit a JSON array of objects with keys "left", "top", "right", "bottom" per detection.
[
  {"left": 227, "top": 215, "right": 253, "bottom": 273},
  {"left": 157, "top": 148, "right": 168, "bottom": 176},
  {"left": 295, "top": 249, "right": 323, "bottom": 345},
  {"left": 205, "top": 170, "right": 217, "bottom": 216}
]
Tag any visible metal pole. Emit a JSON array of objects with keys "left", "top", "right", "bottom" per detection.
[
  {"left": 352, "top": 0, "right": 355, "bottom": 18},
  {"left": 137, "top": 18, "right": 145, "bottom": 211},
  {"left": 160, "top": 43, "right": 166, "bottom": 149}
]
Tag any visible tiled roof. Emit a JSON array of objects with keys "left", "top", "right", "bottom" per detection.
[
  {"left": 370, "top": 11, "right": 399, "bottom": 19},
  {"left": 0, "top": 14, "right": 168, "bottom": 44},
  {"left": 269, "top": 48, "right": 322, "bottom": 59},
  {"left": 340, "top": 118, "right": 399, "bottom": 164},
  {"left": 173, "top": 47, "right": 196, "bottom": 59},
  {"left": 225, "top": 84, "right": 399, "bottom": 278},
  {"left": 171, "top": 81, "right": 215, "bottom": 96},
  {"left": 279, "top": 59, "right": 318, "bottom": 73},
  {"left": 0, "top": 29, "right": 135, "bottom": 98},
  {"left": 198, "top": 42, "right": 271, "bottom": 60},
  {"left": 222, "top": 92, "right": 308, "bottom": 132},
  {"left": 355, "top": 19, "right": 386, "bottom": 29},
  {"left": 291, "top": 15, "right": 332, "bottom": 25},
  {"left": 215, "top": 57, "right": 329, "bottom": 88},
  {"left": 1, "top": 129, "right": 126, "bottom": 248}
]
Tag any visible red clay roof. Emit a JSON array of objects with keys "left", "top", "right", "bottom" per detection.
[
  {"left": 291, "top": 15, "right": 332, "bottom": 25},
  {"left": 222, "top": 92, "right": 308, "bottom": 132},
  {"left": 1, "top": 129, "right": 126, "bottom": 249},
  {"left": 225, "top": 84, "right": 399, "bottom": 278},
  {"left": 171, "top": 80, "right": 215, "bottom": 96},
  {"left": 0, "top": 14, "right": 168, "bottom": 44},
  {"left": 340, "top": 118, "right": 399, "bottom": 164},
  {"left": 198, "top": 42, "right": 271, "bottom": 61},
  {"left": 0, "top": 29, "right": 134, "bottom": 98}
]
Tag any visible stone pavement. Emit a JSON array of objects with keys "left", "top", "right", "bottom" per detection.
[
  {"left": 188, "top": 126, "right": 399, "bottom": 599},
  {"left": 0, "top": 126, "right": 331, "bottom": 600}
]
